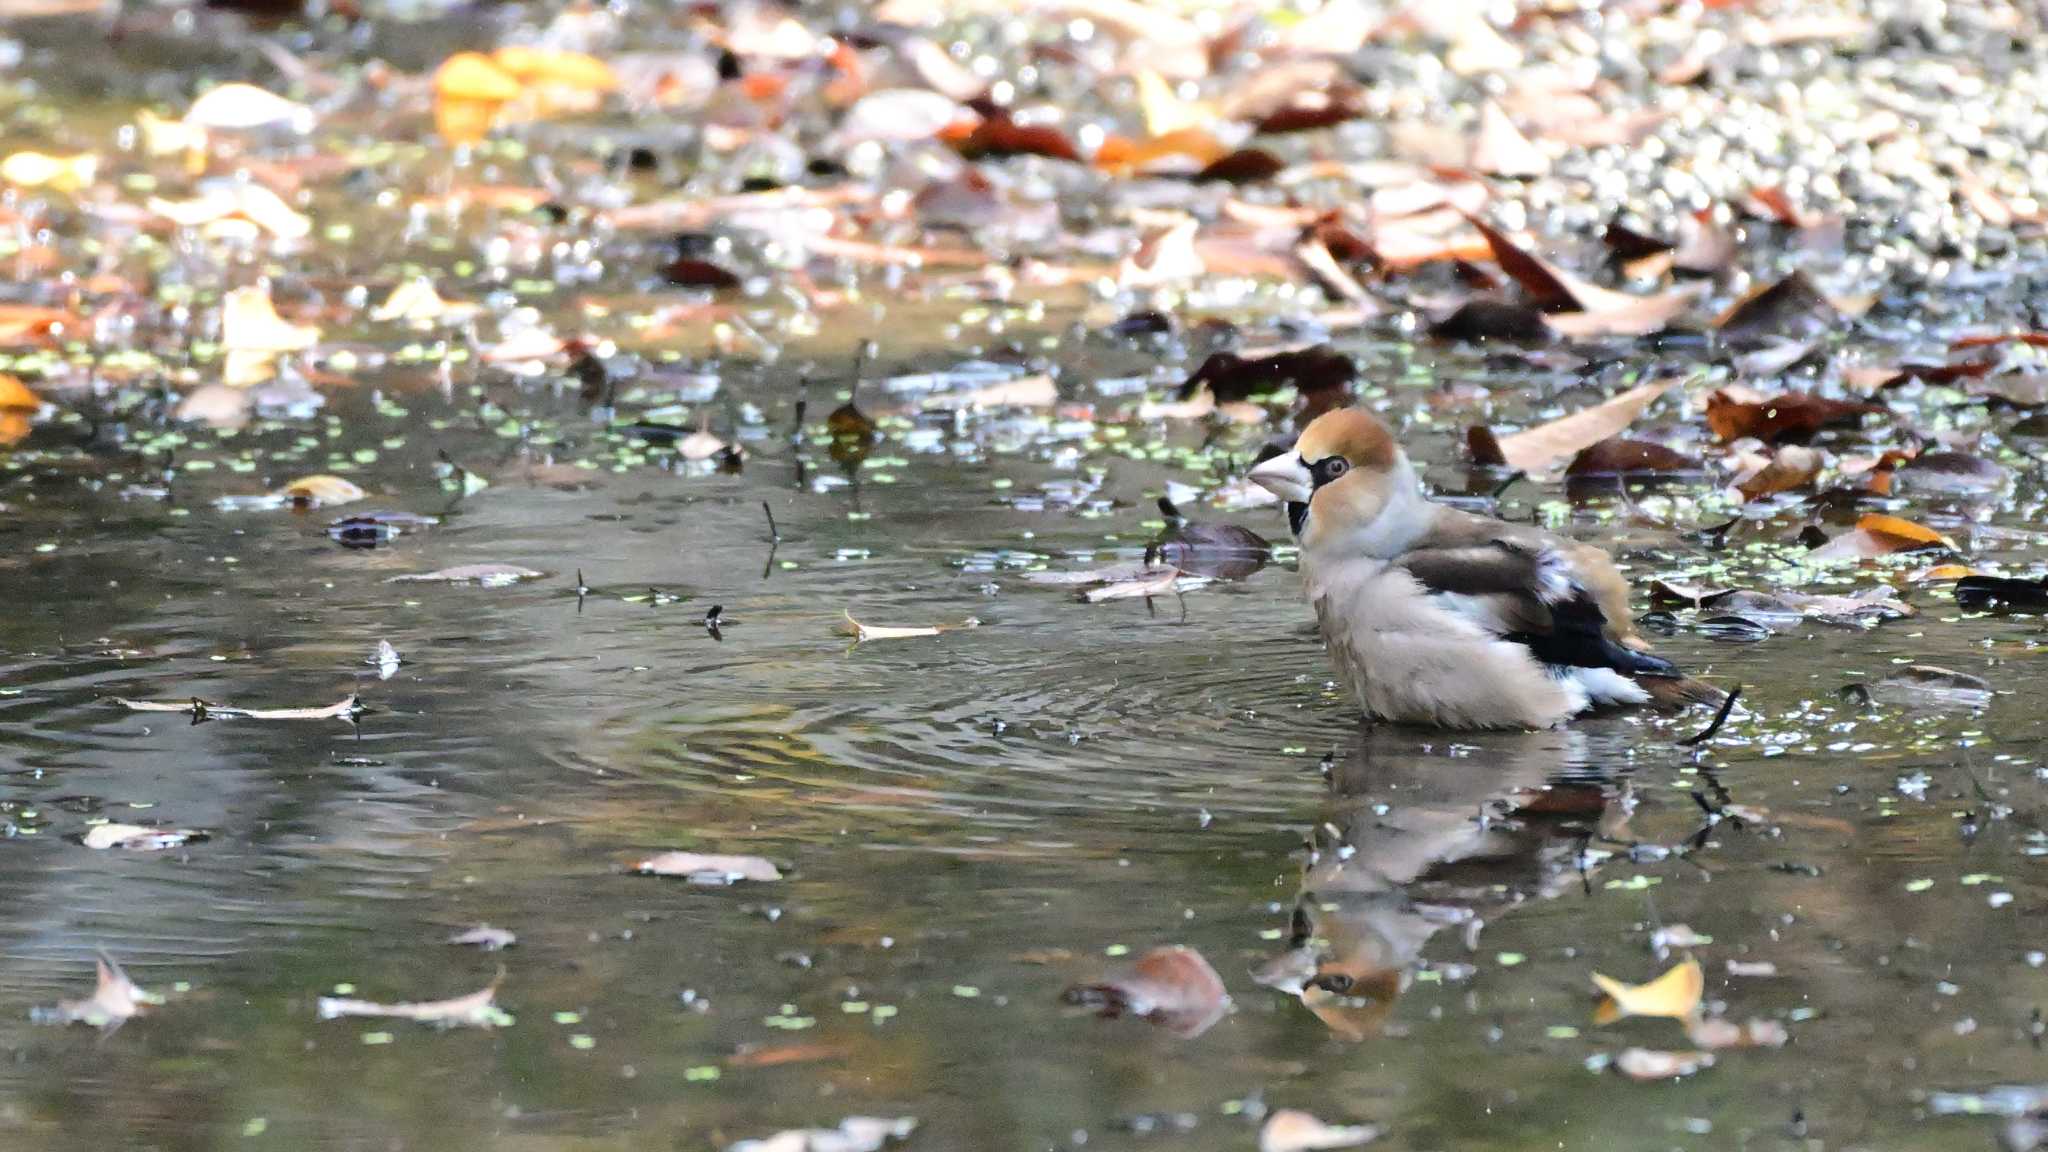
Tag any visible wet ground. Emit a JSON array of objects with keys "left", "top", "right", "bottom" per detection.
[{"left": 4, "top": 3, "right": 2048, "bottom": 1151}]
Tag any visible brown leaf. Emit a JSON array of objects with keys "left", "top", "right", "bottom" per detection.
[
  {"left": 1466, "top": 216, "right": 1698, "bottom": 336},
  {"left": 1733, "top": 444, "right": 1822, "bottom": 501},
  {"left": 281, "top": 474, "right": 366, "bottom": 509},
  {"left": 1566, "top": 437, "right": 1697, "bottom": 477},
  {"left": 1703, "top": 388, "right": 1882, "bottom": 443},
  {"left": 1806, "top": 513, "right": 1959, "bottom": 564},
  {"left": 1192, "top": 147, "right": 1284, "bottom": 184},
  {"left": 1429, "top": 299, "right": 1554, "bottom": 345},
  {"left": 663, "top": 257, "right": 743, "bottom": 290},
  {"left": 953, "top": 114, "right": 1080, "bottom": 162},
  {"left": 1062, "top": 945, "right": 1229, "bottom": 1038},
  {"left": 1714, "top": 272, "right": 1840, "bottom": 342},
  {"left": 1254, "top": 89, "right": 1365, "bottom": 134},
  {"left": 1672, "top": 209, "right": 1736, "bottom": 276},
  {"left": 1591, "top": 958, "right": 1704, "bottom": 1023},
  {"left": 1893, "top": 451, "right": 2009, "bottom": 495},
  {"left": 1180, "top": 346, "right": 1355, "bottom": 405},
  {"left": 1741, "top": 184, "right": 1825, "bottom": 230}
]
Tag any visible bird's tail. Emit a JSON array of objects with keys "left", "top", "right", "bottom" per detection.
[{"left": 1634, "top": 675, "right": 1726, "bottom": 710}]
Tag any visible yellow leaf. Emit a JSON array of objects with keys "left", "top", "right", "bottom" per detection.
[
  {"left": 221, "top": 286, "right": 320, "bottom": 354},
  {"left": 1857, "top": 513, "right": 1957, "bottom": 553},
  {"left": 0, "top": 374, "right": 40, "bottom": 411},
  {"left": 1590, "top": 957, "right": 1703, "bottom": 1024},
  {"left": 491, "top": 46, "right": 617, "bottom": 91},
  {"left": 432, "top": 52, "right": 522, "bottom": 102},
  {"left": 0, "top": 150, "right": 96, "bottom": 191},
  {"left": 1134, "top": 70, "right": 1211, "bottom": 138},
  {"left": 280, "top": 474, "right": 365, "bottom": 508}
]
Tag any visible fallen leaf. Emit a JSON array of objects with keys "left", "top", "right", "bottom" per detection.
[
  {"left": 842, "top": 610, "right": 979, "bottom": 641},
  {"left": 1649, "top": 581, "right": 1912, "bottom": 626},
  {"left": 1429, "top": 299, "right": 1554, "bottom": 345},
  {"left": 1671, "top": 209, "right": 1736, "bottom": 275},
  {"left": 1118, "top": 216, "right": 1204, "bottom": 287},
  {"left": 448, "top": 925, "right": 517, "bottom": 951},
  {"left": 1892, "top": 451, "right": 2009, "bottom": 495},
  {"left": 1466, "top": 217, "right": 1698, "bottom": 337},
  {"left": 150, "top": 182, "right": 311, "bottom": 240},
  {"left": 1, "top": 150, "right": 97, "bottom": 190},
  {"left": 664, "top": 257, "right": 743, "bottom": 290},
  {"left": 1469, "top": 101, "right": 1548, "bottom": 177},
  {"left": 1591, "top": 957, "right": 1703, "bottom": 1023},
  {"left": 0, "top": 375, "right": 40, "bottom": 411},
  {"left": 1476, "top": 378, "right": 1675, "bottom": 472},
  {"left": 728, "top": 1117, "right": 918, "bottom": 1152},
  {"left": 385, "top": 565, "right": 545, "bottom": 586},
  {"left": 371, "top": 277, "right": 479, "bottom": 325},
  {"left": 1259, "top": 1110, "right": 1380, "bottom": 1152},
  {"left": 1612, "top": 1048, "right": 1714, "bottom": 1081},
  {"left": 921, "top": 374, "right": 1059, "bottom": 410},
  {"left": 1686, "top": 1016, "right": 1789, "bottom": 1050},
  {"left": 1703, "top": 388, "right": 1881, "bottom": 443},
  {"left": 184, "top": 82, "right": 314, "bottom": 132},
  {"left": 222, "top": 285, "right": 320, "bottom": 354},
  {"left": 280, "top": 474, "right": 365, "bottom": 509},
  {"left": 81, "top": 823, "right": 206, "bottom": 851},
  {"left": 635, "top": 852, "right": 782, "bottom": 883},
  {"left": 317, "top": 973, "right": 509, "bottom": 1028},
  {"left": 1180, "top": 346, "right": 1355, "bottom": 406},
  {"left": 1733, "top": 444, "right": 1822, "bottom": 501},
  {"left": 1714, "top": 272, "right": 1845, "bottom": 342},
  {"left": 1565, "top": 437, "right": 1698, "bottom": 477},
  {"left": 1062, "top": 944, "right": 1229, "bottom": 1038},
  {"left": 953, "top": 113, "right": 1081, "bottom": 162},
  {"left": 1081, "top": 568, "right": 1205, "bottom": 602},
  {"left": 1805, "top": 513, "right": 1959, "bottom": 564},
  {"left": 1848, "top": 665, "right": 1993, "bottom": 709},
  {"left": 1194, "top": 147, "right": 1285, "bottom": 184},
  {"left": 32, "top": 952, "right": 161, "bottom": 1030}
]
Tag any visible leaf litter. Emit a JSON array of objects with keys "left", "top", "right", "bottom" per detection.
[{"left": 317, "top": 970, "right": 511, "bottom": 1029}]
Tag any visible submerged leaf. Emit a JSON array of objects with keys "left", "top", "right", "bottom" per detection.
[
  {"left": 1612, "top": 1048, "right": 1714, "bottom": 1081},
  {"left": 81, "top": 823, "right": 206, "bottom": 851},
  {"left": 32, "top": 952, "right": 161, "bottom": 1030},
  {"left": 1704, "top": 389, "right": 1881, "bottom": 443},
  {"left": 728, "top": 1117, "right": 918, "bottom": 1152}
]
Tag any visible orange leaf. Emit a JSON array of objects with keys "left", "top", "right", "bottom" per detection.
[
  {"left": 1591, "top": 958, "right": 1703, "bottom": 1024},
  {"left": 0, "top": 374, "right": 40, "bottom": 410},
  {"left": 1857, "top": 513, "right": 1956, "bottom": 553}
]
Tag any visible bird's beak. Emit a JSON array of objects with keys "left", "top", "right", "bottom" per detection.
[{"left": 1248, "top": 451, "right": 1313, "bottom": 503}]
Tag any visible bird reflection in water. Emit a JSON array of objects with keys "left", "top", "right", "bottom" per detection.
[{"left": 1255, "top": 726, "right": 1636, "bottom": 1040}]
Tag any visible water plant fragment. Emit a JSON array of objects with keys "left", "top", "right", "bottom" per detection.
[{"left": 32, "top": 951, "right": 162, "bottom": 1030}]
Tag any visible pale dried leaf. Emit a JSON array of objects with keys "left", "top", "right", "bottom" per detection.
[
  {"left": 317, "top": 974, "right": 507, "bottom": 1027},
  {"left": 1591, "top": 957, "right": 1703, "bottom": 1023},
  {"left": 82, "top": 823, "right": 202, "bottom": 851},
  {"left": 386, "top": 565, "right": 546, "bottom": 586},
  {"left": 1613, "top": 1048, "right": 1714, "bottom": 1081},
  {"left": 728, "top": 1116, "right": 918, "bottom": 1152},
  {"left": 1492, "top": 379, "right": 1675, "bottom": 472},
  {"left": 636, "top": 852, "right": 783, "bottom": 883},
  {"left": 1260, "top": 1109, "right": 1380, "bottom": 1152},
  {"left": 842, "top": 610, "right": 979, "bottom": 641}
]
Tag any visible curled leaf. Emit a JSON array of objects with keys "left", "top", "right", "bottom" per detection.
[
  {"left": 1062, "top": 944, "right": 1229, "bottom": 1038},
  {"left": 636, "top": 852, "right": 782, "bottom": 883},
  {"left": 1590, "top": 957, "right": 1703, "bottom": 1023}
]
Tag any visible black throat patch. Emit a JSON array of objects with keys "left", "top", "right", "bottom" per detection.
[{"left": 1287, "top": 501, "right": 1309, "bottom": 536}]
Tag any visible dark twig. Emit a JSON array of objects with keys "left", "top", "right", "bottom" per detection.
[
  {"left": 1678, "top": 684, "right": 1743, "bottom": 747},
  {"left": 1490, "top": 469, "right": 1527, "bottom": 502},
  {"left": 762, "top": 500, "right": 780, "bottom": 542}
]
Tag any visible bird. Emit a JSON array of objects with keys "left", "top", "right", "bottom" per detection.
[{"left": 1247, "top": 407, "right": 1717, "bottom": 729}]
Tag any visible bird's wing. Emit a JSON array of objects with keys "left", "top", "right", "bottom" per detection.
[{"left": 1393, "top": 541, "right": 1676, "bottom": 677}]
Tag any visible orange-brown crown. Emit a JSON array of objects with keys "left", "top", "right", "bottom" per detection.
[{"left": 1294, "top": 408, "right": 1398, "bottom": 472}]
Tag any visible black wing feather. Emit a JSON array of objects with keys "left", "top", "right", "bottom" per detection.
[{"left": 1398, "top": 542, "right": 1678, "bottom": 678}]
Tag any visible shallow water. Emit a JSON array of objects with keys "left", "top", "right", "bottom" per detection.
[{"left": 4, "top": 9, "right": 2048, "bottom": 1152}]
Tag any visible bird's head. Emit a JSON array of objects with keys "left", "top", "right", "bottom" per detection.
[{"left": 1247, "top": 408, "right": 1425, "bottom": 559}]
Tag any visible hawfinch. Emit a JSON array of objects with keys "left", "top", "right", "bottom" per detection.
[{"left": 1248, "top": 408, "right": 1714, "bottom": 729}]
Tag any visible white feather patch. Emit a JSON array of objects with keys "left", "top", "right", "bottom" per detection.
[{"left": 1531, "top": 546, "right": 1577, "bottom": 604}]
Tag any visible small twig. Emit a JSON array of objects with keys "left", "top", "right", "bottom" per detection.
[
  {"left": 1677, "top": 684, "right": 1743, "bottom": 747},
  {"left": 762, "top": 500, "right": 780, "bottom": 542},
  {"left": 1490, "top": 469, "right": 1527, "bottom": 502}
]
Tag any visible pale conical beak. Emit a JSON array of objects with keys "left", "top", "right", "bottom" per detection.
[{"left": 1248, "top": 452, "right": 1313, "bottom": 503}]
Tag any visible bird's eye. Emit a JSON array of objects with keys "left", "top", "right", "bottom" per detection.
[{"left": 1310, "top": 456, "right": 1350, "bottom": 488}]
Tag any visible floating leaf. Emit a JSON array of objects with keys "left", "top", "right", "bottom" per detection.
[
  {"left": 1703, "top": 388, "right": 1881, "bottom": 444},
  {"left": 0, "top": 374, "right": 41, "bottom": 411},
  {"left": 1472, "top": 378, "right": 1675, "bottom": 472},
  {"left": 317, "top": 973, "right": 508, "bottom": 1028},
  {"left": 1180, "top": 346, "right": 1355, "bottom": 406},
  {"left": 1733, "top": 444, "right": 1822, "bottom": 501},
  {"left": 1847, "top": 665, "right": 1993, "bottom": 710},
  {"left": 280, "top": 474, "right": 365, "bottom": 509},
  {"left": 82, "top": 823, "right": 206, "bottom": 851},
  {"left": 635, "top": 852, "right": 782, "bottom": 883},
  {"left": 386, "top": 565, "right": 545, "bottom": 587},
  {"left": 1062, "top": 944, "right": 1229, "bottom": 1038},
  {"left": 184, "top": 82, "right": 314, "bottom": 132},
  {"left": 728, "top": 1117, "right": 918, "bottom": 1152},
  {"left": 448, "top": 926, "right": 517, "bottom": 951},
  {"left": 32, "top": 952, "right": 161, "bottom": 1030},
  {"left": 1806, "top": 513, "right": 1958, "bottom": 564},
  {"left": 1565, "top": 437, "right": 1697, "bottom": 477},
  {"left": 1590, "top": 958, "right": 1703, "bottom": 1023},
  {"left": 114, "top": 694, "right": 363, "bottom": 721},
  {"left": 1, "top": 150, "right": 96, "bottom": 190},
  {"left": 222, "top": 285, "right": 320, "bottom": 354},
  {"left": 1612, "top": 1048, "right": 1714, "bottom": 1081},
  {"left": 842, "top": 610, "right": 978, "bottom": 642},
  {"left": 1259, "top": 1110, "right": 1380, "bottom": 1152},
  {"left": 1686, "top": 1016, "right": 1789, "bottom": 1050}
]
